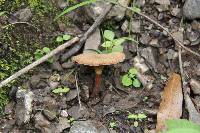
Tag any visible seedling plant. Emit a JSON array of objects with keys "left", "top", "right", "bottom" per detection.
[{"left": 128, "top": 113, "right": 147, "bottom": 127}]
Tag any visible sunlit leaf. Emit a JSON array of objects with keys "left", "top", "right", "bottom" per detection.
[
  {"left": 101, "top": 41, "right": 113, "bottom": 48},
  {"left": 104, "top": 30, "right": 115, "bottom": 41},
  {"left": 63, "top": 34, "right": 71, "bottom": 41},
  {"left": 42, "top": 47, "right": 51, "bottom": 53},
  {"left": 132, "top": 78, "right": 141, "bottom": 88},
  {"left": 122, "top": 74, "right": 132, "bottom": 87},
  {"left": 112, "top": 45, "right": 123, "bottom": 52},
  {"left": 52, "top": 87, "right": 70, "bottom": 94},
  {"left": 113, "top": 38, "right": 125, "bottom": 46},
  {"left": 56, "top": 36, "right": 63, "bottom": 42}
]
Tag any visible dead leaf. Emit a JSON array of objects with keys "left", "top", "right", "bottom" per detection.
[{"left": 156, "top": 73, "right": 183, "bottom": 132}]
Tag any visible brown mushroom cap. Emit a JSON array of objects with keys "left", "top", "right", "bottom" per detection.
[{"left": 72, "top": 52, "right": 125, "bottom": 66}]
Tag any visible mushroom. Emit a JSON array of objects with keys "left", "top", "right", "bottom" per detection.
[{"left": 72, "top": 52, "right": 125, "bottom": 97}]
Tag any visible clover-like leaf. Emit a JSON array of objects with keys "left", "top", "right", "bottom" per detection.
[
  {"left": 132, "top": 78, "right": 141, "bottom": 88},
  {"left": 52, "top": 87, "right": 70, "bottom": 94},
  {"left": 42, "top": 47, "right": 51, "bottom": 53},
  {"left": 56, "top": 36, "right": 63, "bottom": 42},
  {"left": 112, "top": 45, "right": 123, "bottom": 52},
  {"left": 113, "top": 38, "right": 125, "bottom": 46},
  {"left": 122, "top": 74, "right": 132, "bottom": 87},
  {"left": 101, "top": 41, "right": 113, "bottom": 48},
  {"left": 63, "top": 34, "right": 71, "bottom": 41},
  {"left": 137, "top": 113, "right": 147, "bottom": 119},
  {"left": 104, "top": 30, "right": 115, "bottom": 41},
  {"left": 128, "top": 114, "right": 138, "bottom": 119},
  {"left": 129, "top": 68, "right": 137, "bottom": 75}
]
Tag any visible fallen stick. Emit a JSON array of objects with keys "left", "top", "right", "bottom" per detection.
[
  {"left": 0, "top": 4, "right": 113, "bottom": 88},
  {"left": 0, "top": 37, "right": 80, "bottom": 88}
]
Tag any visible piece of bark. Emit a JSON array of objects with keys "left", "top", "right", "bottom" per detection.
[{"left": 156, "top": 73, "right": 183, "bottom": 132}]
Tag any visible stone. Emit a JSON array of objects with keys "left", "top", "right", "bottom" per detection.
[
  {"left": 167, "top": 49, "right": 178, "bottom": 60},
  {"left": 186, "top": 28, "right": 200, "bottom": 45},
  {"left": 131, "top": 21, "right": 141, "bottom": 33},
  {"left": 190, "top": 79, "right": 200, "bottom": 94},
  {"left": 155, "top": 0, "right": 170, "bottom": 5},
  {"left": 55, "top": 117, "right": 70, "bottom": 133},
  {"left": 171, "top": 7, "right": 181, "bottom": 17},
  {"left": 69, "top": 121, "right": 98, "bottom": 133},
  {"left": 140, "top": 47, "right": 158, "bottom": 72},
  {"left": 43, "top": 110, "right": 57, "bottom": 121},
  {"left": 4, "top": 101, "right": 15, "bottom": 115},
  {"left": 121, "top": 20, "right": 129, "bottom": 32},
  {"left": 84, "top": 28, "right": 101, "bottom": 53},
  {"left": 43, "top": 96, "right": 59, "bottom": 111},
  {"left": 51, "top": 61, "right": 63, "bottom": 71},
  {"left": 149, "top": 39, "right": 159, "bottom": 47},
  {"left": 60, "top": 110, "right": 68, "bottom": 118},
  {"left": 30, "top": 75, "right": 41, "bottom": 89},
  {"left": 183, "top": 0, "right": 200, "bottom": 19},
  {"left": 9, "top": 8, "right": 32, "bottom": 23},
  {"left": 87, "top": 0, "right": 130, "bottom": 21},
  {"left": 15, "top": 89, "right": 34, "bottom": 126},
  {"left": 68, "top": 105, "right": 88, "bottom": 119},
  {"left": 66, "top": 89, "right": 79, "bottom": 102},
  {"left": 135, "top": 0, "right": 146, "bottom": 7},
  {"left": 196, "top": 64, "right": 200, "bottom": 76},
  {"left": 34, "top": 112, "right": 52, "bottom": 133},
  {"left": 133, "top": 56, "right": 149, "bottom": 73},
  {"left": 140, "top": 33, "right": 151, "bottom": 45},
  {"left": 61, "top": 60, "right": 74, "bottom": 69},
  {"left": 103, "top": 94, "right": 112, "bottom": 105}
]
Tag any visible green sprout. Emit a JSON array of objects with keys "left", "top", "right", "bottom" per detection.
[
  {"left": 121, "top": 68, "right": 141, "bottom": 88},
  {"left": 56, "top": 34, "right": 71, "bottom": 43},
  {"left": 34, "top": 47, "right": 53, "bottom": 63},
  {"left": 52, "top": 87, "right": 70, "bottom": 95}
]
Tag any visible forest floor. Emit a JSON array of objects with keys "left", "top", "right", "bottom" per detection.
[{"left": 0, "top": 0, "right": 200, "bottom": 133}]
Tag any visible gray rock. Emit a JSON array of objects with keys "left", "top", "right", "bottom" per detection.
[
  {"left": 51, "top": 61, "right": 63, "bottom": 71},
  {"left": 15, "top": 89, "right": 34, "bottom": 126},
  {"left": 103, "top": 94, "right": 112, "bottom": 105},
  {"left": 60, "top": 110, "right": 68, "bottom": 118},
  {"left": 43, "top": 110, "right": 57, "bottom": 121},
  {"left": 186, "top": 28, "right": 200, "bottom": 45},
  {"left": 68, "top": 105, "right": 88, "bottom": 119},
  {"left": 196, "top": 64, "right": 200, "bottom": 76},
  {"left": 55, "top": 117, "right": 70, "bottom": 133},
  {"left": 140, "top": 47, "right": 158, "bottom": 72},
  {"left": 4, "top": 101, "right": 15, "bottom": 115},
  {"left": 69, "top": 121, "right": 98, "bottom": 133},
  {"left": 86, "top": 0, "right": 130, "bottom": 21},
  {"left": 135, "top": 0, "right": 146, "bottom": 7},
  {"left": 183, "top": 0, "right": 200, "bottom": 19},
  {"left": 121, "top": 20, "right": 129, "bottom": 32},
  {"left": 9, "top": 8, "right": 32, "bottom": 23},
  {"left": 30, "top": 75, "right": 40, "bottom": 88},
  {"left": 61, "top": 60, "right": 74, "bottom": 69},
  {"left": 155, "top": 0, "right": 170, "bottom": 5},
  {"left": 190, "top": 79, "right": 200, "bottom": 94},
  {"left": 34, "top": 112, "right": 53, "bottom": 133},
  {"left": 140, "top": 33, "right": 151, "bottom": 45},
  {"left": 167, "top": 49, "right": 178, "bottom": 60},
  {"left": 66, "top": 89, "right": 79, "bottom": 102},
  {"left": 43, "top": 96, "right": 59, "bottom": 111},
  {"left": 84, "top": 28, "right": 101, "bottom": 53},
  {"left": 131, "top": 21, "right": 141, "bottom": 33},
  {"left": 171, "top": 7, "right": 181, "bottom": 17}
]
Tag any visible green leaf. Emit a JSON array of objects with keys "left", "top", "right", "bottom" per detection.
[
  {"left": 165, "top": 119, "right": 200, "bottom": 133},
  {"left": 34, "top": 50, "right": 44, "bottom": 60},
  {"left": 63, "top": 34, "right": 71, "bottom": 41},
  {"left": 42, "top": 47, "right": 51, "bottom": 53},
  {"left": 109, "top": 122, "right": 117, "bottom": 128},
  {"left": 104, "top": 30, "right": 115, "bottom": 41},
  {"left": 137, "top": 113, "right": 147, "bottom": 119},
  {"left": 56, "top": 36, "right": 63, "bottom": 42},
  {"left": 101, "top": 41, "right": 113, "bottom": 48},
  {"left": 132, "top": 78, "right": 141, "bottom": 88},
  {"left": 129, "top": 68, "right": 137, "bottom": 75},
  {"left": 113, "top": 38, "right": 125, "bottom": 46},
  {"left": 52, "top": 87, "right": 70, "bottom": 94},
  {"left": 54, "top": 0, "right": 97, "bottom": 20},
  {"left": 112, "top": 45, "right": 123, "bottom": 52},
  {"left": 122, "top": 74, "right": 132, "bottom": 87},
  {"left": 128, "top": 114, "right": 138, "bottom": 119},
  {"left": 131, "top": 6, "right": 141, "bottom": 13}
]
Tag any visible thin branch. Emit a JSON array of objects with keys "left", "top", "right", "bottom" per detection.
[{"left": 0, "top": 37, "right": 80, "bottom": 88}]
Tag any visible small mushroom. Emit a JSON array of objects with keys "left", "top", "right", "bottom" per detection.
[{"left": 72, "top": 52, "right": 125, "bottom": 97}]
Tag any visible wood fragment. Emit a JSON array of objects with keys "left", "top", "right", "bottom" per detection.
[{"left": 156, "top": 73, "right": 183, "bottom": 132}]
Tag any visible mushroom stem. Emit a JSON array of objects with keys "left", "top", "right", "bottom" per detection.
[{"left": 91, "top": 66, "right": 104, "bottom": 97}]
